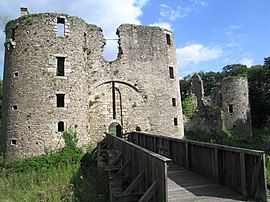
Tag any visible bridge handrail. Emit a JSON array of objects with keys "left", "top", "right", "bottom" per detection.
[
  {"left": 127, "top": 131, "right": 268, "bottom": 202},
  {"left": 105, "top": 133, "right": 172, "bottom": 201},
  {"left": 126, "top": 131, "right": 265, "bottom": 156}
]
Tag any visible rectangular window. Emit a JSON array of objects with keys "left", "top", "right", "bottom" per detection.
[
  {"left": 169, "top": 66, "right": 174, "bottom": 79},
  {"left": 11, "top": 139, "right": 17, "bottom": 145},
  {"left": 12, "top": 105, "right": 18, "bottom": 110},
  {"left": 14, "top": 71, "right": 19, "bottom": 77},
  {"left": 58, "top": 121, "right": 64, "bottom": 132},
  {"left": 166, "top": 33, "right": 171, "bottom": 45},
  {"left": 57, "top": 17, "right": 65, "bottom": 36},
  {"left": 229, "top": 104, "right": 233, "bottom": 113},
  {"left": 11, "top": 28, "right": 15, "bottom": 40},
  {"left": 172, "top": 98, "right": 176, "bottom": 106},
  {"left": 174, "top": 118, "right": 178, "bottom": 126},
  {"left": 56, "top": 57, "right": 65, "bottom": 76},
  {"left": 56, "top": 94, "right": 65, "bottom": 107}
]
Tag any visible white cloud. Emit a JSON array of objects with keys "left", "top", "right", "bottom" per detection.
[
  {"left": 0, "top": 0, "right": 149, "bottom": 63},
  {"left": 177, "top": 44, "right": 223, "bottom": 63},
  {"left": 239, "top": 58, "right": 253, "bottom": 67},
  {"left": 159, "top": 0, "right": 207, "bottom": 21},
  {"left": 149, "top": 22, "right": 172, "bottom": 30}
]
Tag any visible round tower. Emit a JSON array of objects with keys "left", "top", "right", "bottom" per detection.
[
  {"left": 1, "top": 13, "right": 102, "bottom": 158},
  {"left": 221, "top": 76, "right": 252, "bottom": 137}
]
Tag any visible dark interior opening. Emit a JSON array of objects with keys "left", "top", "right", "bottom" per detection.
[
  {"left": 11, "top": 28, "right": 15, "bottom": 40},
  {"left": 169, "top": 66, "right": 174, "bottom": 79},
  {"left": 57, "top": 17, "right": 65, "bottom": 36},
  {"left": 174, "top": 118, "right": 178, "bottom": 126},
  {"left": 58, "top": 121, "right": 64, "bottom": 132},
  {"left": 172, "top": 98, "right": 176, "bottom": 106},
  {"left": 229, "top": 104, "right": 233, "bottom": 113},
  {"left": 11, "top": 139, "right": 17, "bottom": 145},
  {"left": 56, "top": 94, "right": 65, "bottom": 107},
  {"left": 12, "top": 105, "right": 17, "bottom": 110},
  {"left": 57, "top": 57, "right": 65, "bottom": 76},
  {"left": 14, "top": 72, "right": 19, "bottom": 77},
  {"left": 166, "top": 33, "right": 171, "bottom": 45}
]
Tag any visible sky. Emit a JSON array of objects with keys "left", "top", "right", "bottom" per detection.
[{"left": 0, "top": 0, "right": 269, "bottom": 78}]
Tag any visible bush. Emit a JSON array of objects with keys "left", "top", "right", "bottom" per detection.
[
  {"left": 182, "top": 96, "right": 197, "bottom": 119},
  {"left": 1, "top": 130, "right": 83, "bottom": 174}
]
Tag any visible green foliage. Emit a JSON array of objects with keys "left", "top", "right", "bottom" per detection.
[
  {"left": 2, "top": 130, "right": 83, "bottom": 174},
  {"left": 266, "top": 157, "right": 270, "bottom": 188},
  {"left": 182, "top": 96, "right": 197, "bottom": 119},
  {"left": 180, "top": 76, "right": 192, "bottom": 100},
  {"left": 198, "top": 71, "right": 223, "bottom": 96},
  {"left": 222, "top": 64, "right": 248, "bottom": 77},
  {"left": 0, "top": 131, "right": 108, "bottom": 201}
]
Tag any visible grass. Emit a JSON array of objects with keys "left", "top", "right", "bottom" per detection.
[{"left": 0, "top": 131, "right": 108, "bottom": 201}]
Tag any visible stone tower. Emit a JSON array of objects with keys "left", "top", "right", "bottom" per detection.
[
  {"left": 1, "top": 12, "right": 184, "bottom": 158},
  {"left": 221, "top": 76, "right": 252, "bottom": 137}
]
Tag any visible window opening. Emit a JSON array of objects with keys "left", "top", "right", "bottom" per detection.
[
  {"left": 14, "top": 72, "right": 19, "bottom": 77},
  {"left": 166, "top": 33, "right": 171, "bottom": 45},
  {"left": 12, "top": 105, "right": 17, "bottom": 110},
  {"left": 57, "top": 17, "right": 65, "bottom": 36},
  {"left": 172, "top": 98, "right": 176, "bottom": 106},
  {"left": 58, "top": 121, "right": 64, "bottom": 132},
  {"left": 11, "top": 28, "right": 15, "bottom": 40},
  {"left": 169, "top": 66, "right": 174, "bottom": 79},
  {"left": 11, "top": 139, "right": 17, "bottom": 145},
  {"left": 56, "top": 57, "right": 65, "bottom": 76},
  {"left": 229, "top": 104, "right": 233, "bottom": 113},
  {"left": 56, "top": 94, "right": 65, "bottom": 107},
  {"left": 174, "top": 118, "right": 178, "bottom": 126}
]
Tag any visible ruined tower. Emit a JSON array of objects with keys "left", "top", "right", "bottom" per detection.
[
  {"left": 2, "top": 12, "right": 183, "bottom": 158},
  {"left": 221, "top": 76, "right": 252, "bottom": 137}
]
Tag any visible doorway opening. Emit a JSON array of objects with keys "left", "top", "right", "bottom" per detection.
[{"left": 108, "top": 122, "right": 122, "bottom": 137}]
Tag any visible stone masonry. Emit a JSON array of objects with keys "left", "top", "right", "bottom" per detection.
[
  {"left": 1, "top": 12, "right": 184, "bottom": 158},
  {"left": 190, "top": 73, "right": 252, "bottom": 137}
]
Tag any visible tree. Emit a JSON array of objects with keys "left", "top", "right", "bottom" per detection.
[
  {"left": 222, "top": 64, "right": 248, "bottom": 77},
  {"left": 247, "top": 65, "right": 270, "bottom": 128}
]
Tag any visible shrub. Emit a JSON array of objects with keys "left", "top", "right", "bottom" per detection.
[{"left": 182, "top": 96, "right": 197, "bottom": 119}]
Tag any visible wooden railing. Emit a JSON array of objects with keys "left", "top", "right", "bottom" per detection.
[
  {"left": 106, "top": 133, "right": 172, "bottom": 202},
  {"left": 127, "top": 131, "right": 268, "bottom": 202}
]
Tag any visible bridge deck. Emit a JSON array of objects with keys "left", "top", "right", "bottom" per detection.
[{"left": 168, "top": 164, "right": 246, "bottom": 201}]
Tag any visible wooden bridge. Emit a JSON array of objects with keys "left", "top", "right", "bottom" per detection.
[{"left": 103, "top": 132, "right": 268, "bottom": 201}]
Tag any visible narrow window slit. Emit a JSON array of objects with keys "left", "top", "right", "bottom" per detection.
[
  {"left": 166, "top": 33, "right": 171, "bottom": 45},
  {"left": 174, "top": 118, "right": 178, "bottom": 126},
  {"left": 56, "top": 94, "right": 65, "bottom": 107},
  {"left": 169, "top": 66, "right": 174, "bottom": 79},
  {"left": 172, "top": 98, "right": 176, "bottom": 106},
  {"left": 229, "top": 104, "right": 233, "bottom": 113},
  {"left": 58, "top": 121, "right": 64, "bottom": 132},
  {"left": 57, "top": 17, "right": 65, "bottom": 36},
  {"left": 56, "top": 57, "right": 65, "bottom": 76}
]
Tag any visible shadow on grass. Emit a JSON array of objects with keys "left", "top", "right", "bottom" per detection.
[{"left": 64, "top": 152, "right": 109, "bottom": 202}]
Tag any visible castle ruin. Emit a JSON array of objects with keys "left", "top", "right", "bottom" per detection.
[
  {"left": 190, "top": 73, "right": 252, "bottom": 137},
  {"left": 1, "top": 10, "right": 184, "bottom": 158}
]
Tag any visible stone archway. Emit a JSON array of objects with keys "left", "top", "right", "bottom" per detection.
[{"left": 108, "top": 122, "right": 122, "bottom": 137}]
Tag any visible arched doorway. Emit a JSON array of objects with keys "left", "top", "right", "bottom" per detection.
[{"left": 108, "top": 122, "right": 122, "bottom": 137}]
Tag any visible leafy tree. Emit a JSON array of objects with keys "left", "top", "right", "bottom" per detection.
[
  {"left": 263, "top": 57, "right": 270, "bottom": 70},
  {"left": 247, "top": 65, "right": 270, "bottom": 127},
  {"left": 222, "top": 64, "right": 248, "bottom": 77},
  {"left": 198, "top": 71, "right": 223, "bottom": 96}
]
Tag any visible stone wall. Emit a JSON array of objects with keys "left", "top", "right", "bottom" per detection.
[
  {"left": 1, "top": 12, "right": 183, "bottom": 158},
  {"left": 221, "top": 76, "right": 252, "bottom": 137}
]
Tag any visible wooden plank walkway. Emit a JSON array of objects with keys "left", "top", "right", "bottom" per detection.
[{"left": 168, "top": 164, "right": 246, "bottom": 201}]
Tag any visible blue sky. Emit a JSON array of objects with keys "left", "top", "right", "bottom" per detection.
[{"left": 0, "top": 0, "right": 269, "bottom": 78}]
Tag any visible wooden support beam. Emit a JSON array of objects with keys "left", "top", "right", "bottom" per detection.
[
  {"left": 240, "top": 153, "right": 247, "bottom": 196},
  {"left": 214, "top": 147, "right": 219, "bottom": 184},
  {"left": 108, "top": 152, "right": 122, "bottom": 167},
  {"left": 110, "top": 159, "right": 130, "bottom": 182},
  {"left": 117, "top": 192, "right": 144, "bottom": 202},
  {"left": 121, "top": 170, "right": 145, "bottom": 195},
  {"left": 138, "top": 181, "right": 157, "bottom": 202}
]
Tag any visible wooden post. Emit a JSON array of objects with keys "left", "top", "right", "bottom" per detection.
[
  {"left": 240, "top": 153, "right": 247, "bottom": 196},
  {"left": 185, "top": 142, "right": 190, "bottom": 170},
  {"left": 214, "top": 147, "right": 219, "bottom": 184}
]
